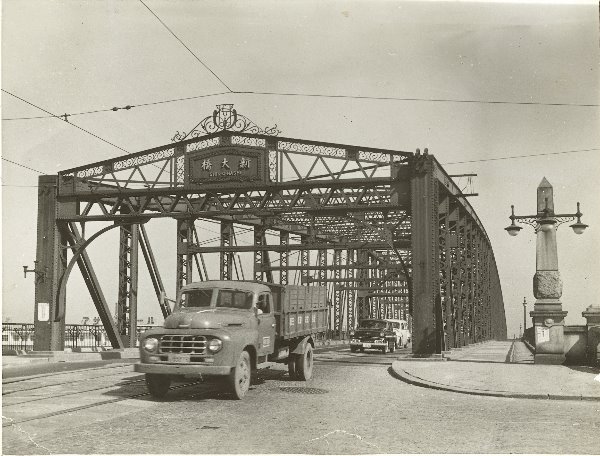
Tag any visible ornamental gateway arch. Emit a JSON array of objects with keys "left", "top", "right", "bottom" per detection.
[{"left": 32, "top": 105, "right": 506, "bottom": 355}]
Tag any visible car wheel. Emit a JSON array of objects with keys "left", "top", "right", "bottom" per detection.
[
  {"left": 230, "top": 350, "right": 251, "bottom": 399},
  {"left": 296, "top": 344, "right": 314, "bottom": 381},
  {"left": 382, "top": 344, "right": 388, "bottom": 354},
  {"left": 145, "top": 374, "right": 171, "bottom": 398},
  {"left": 390, "top": 341, "right": 395, "bottom": 353},
  {"left": 350, "top": 346, "right": 358, "bottom": 353}
]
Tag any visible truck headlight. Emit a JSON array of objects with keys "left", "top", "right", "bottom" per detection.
[
  {"left": 143, "top": 337, "right": 158, "bottom": 353},
  {"left": 207, "top": 338, "right": 223, "bottom": 353}
]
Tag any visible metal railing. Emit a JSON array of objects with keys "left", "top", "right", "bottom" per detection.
[{"left": 2, "top": 323, "right": 157, "bottom": 352}]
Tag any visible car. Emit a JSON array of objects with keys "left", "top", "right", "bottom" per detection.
[
  {"left": 349, "top": 319, "right": 397, "bottom": 354},
  {"left": 385, "top": 319, "right": 411, "bottom": 348}
]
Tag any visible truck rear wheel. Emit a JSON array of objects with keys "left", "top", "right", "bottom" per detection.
[
  {"left": 230, "top": 350, "right": 251, "bottom": 399},
  {"left": 288, "top": 355, "right": 298, "bottom": 379},
  {"left": 389, "top": 340, "right": 395, "bottom": 353},
  {"left": 145, "top": 374, "right": 171, "bottom": 398},
  {"left": 296, "top": 344, "right": 314, "bottom": 381}
]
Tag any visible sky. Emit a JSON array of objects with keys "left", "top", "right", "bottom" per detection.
[{"left": 2, "top": 0, "right": 599, "bottom": 340}]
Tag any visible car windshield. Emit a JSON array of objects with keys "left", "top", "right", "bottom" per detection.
[
  {"left": 179, "top": 288, "right": 214, "bottom": 308},
  {"left": 359, "top": 320, "right": 386, "bottom": 329},
  {"left": 216, "top": 289, "right": 254, "bottom": 310}
]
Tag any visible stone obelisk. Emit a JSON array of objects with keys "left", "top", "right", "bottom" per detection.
[{"left": 529, "top": 178, "right": 567, "bottom": 364}]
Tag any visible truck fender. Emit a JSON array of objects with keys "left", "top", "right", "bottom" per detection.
[{"left": 290, "top": 335, "right": 314, "bottom": 355}]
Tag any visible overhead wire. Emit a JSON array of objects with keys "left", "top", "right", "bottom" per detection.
[
  {"left": 234, "top": 90, "right": 599, "bottom": 108},
  {"left": 138, "top": 0, "right": 233, "bottom": 93},
  {"left": 2, "top": 89, "right": 129, "bottom": 153},
  {"left": 2, "top": 91, "right": 231, "bottom": 121},
  {"left": 442, "top": 147, "right": 600, "bottom": 165}
]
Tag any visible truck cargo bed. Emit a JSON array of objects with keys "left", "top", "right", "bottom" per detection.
[{"left": 269, "top": 285, "right": 328, "bottom": 339}]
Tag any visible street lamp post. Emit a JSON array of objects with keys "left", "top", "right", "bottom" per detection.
[
  {"left": 522, "top": 297, "right": 527, "bottom": 337},
  {"left": 505, "top": 178, "right": 588, "bottom": 364}
]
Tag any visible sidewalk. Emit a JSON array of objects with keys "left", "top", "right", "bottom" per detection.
[{"left": 391, "top": 340, "right": 600, "bottom": 401}]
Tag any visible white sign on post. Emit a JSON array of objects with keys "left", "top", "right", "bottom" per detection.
[
  {"left": 37, "top": 302, "right": 50, "bottom": 322},
  {"left": 536, "top": 326, "right": 550, "bottom": 343}
]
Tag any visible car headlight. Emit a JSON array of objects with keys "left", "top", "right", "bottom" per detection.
[
  {"left": 207, "top": 338, "right": 223, "bottom": 353},
  {"left": 349, "top": 331, "right": 355, "bottom": 336},
  {"left": 143, "top": 337, "right": 158, "bottom": 353},
  {"left": 379, "top": 332, "right": 385, "bottom": 337}
]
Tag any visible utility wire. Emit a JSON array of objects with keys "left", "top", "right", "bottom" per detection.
[
  {"left": 2, "top": 91, "right": 230, "bottom": 121},
  {"left": 2, "top": 89, "right": 129, "bottom": 153},
  {"left": 138, "top": 0, "right": 233, "bottom": 93},
  {"left": 442, "top": 147, "right": 600, "bottom": 165},
  {"left": 4, "top": 89, "right": 597, "bottom": 122},
  {"left": 1, "top": 157, "right": 46, "bottom": 174},
  {"left": 234, "top": 90, "right": 599, "bottom": 108}
]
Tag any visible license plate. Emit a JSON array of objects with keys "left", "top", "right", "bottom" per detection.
[
  {"left": 362, "top": 343, "right": 371, "bottom": 348},
  {"left": 168, "top": 353, "right": 190, "bottom": 363}
]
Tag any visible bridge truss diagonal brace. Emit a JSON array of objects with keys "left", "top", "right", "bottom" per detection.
[{"left": 62, "top": 223, "right": 124, "bottom": 349}]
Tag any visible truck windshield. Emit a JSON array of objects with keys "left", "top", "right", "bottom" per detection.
[
  {"left": 359, "top": 320, "right": 386, "bottom": 329},
  {"left": 179, "top": 289, "right": 213, "bottom": 308},
  {"left": 216, "top": 289, "right": 254, "bottom": 310}
]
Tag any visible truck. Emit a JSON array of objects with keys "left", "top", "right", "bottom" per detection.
[{"left": 134, "top": 280, "right": 328, "bottom": 399}]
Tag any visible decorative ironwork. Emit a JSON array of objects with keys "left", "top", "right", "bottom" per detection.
[
  {"left": 358, "top": 150, "right": 391, "bottom": 164},
  {"left": 278, "top": 141, "right": 346, "bottom": 158},
  {"left": 232, "top": 136, "right": 266, "bottom": 148},
  {"left": 186, "top": 138, "right": 220, "bottom": 153},
  {"left": 172, "top": 104, "right": 280, "bottom": 141},
  {"left": 113, "top": 148, "right": 176, "bottom": 171}
]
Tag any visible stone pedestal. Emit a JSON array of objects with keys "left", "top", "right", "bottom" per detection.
[
  {"left": 582, "top": 305, "right": 600, "bottom": 366},
  {"left": 530, "top": 301, "right": 567, "bottom": 365}
]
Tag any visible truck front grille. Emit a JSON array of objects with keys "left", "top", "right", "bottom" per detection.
[{"left": 159, "top": 335, "right": 207, "bottom": 355}]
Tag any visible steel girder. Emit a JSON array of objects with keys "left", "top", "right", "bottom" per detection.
[
  {"left": 32, "top": 131, "right": 506, "bottom": 354},
  {"left": 117, "top": 223, "right": 139, "bottom": 348}
]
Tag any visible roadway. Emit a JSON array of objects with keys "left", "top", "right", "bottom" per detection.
[{"left": 3, "top": 345, "right": 599, "bottom": 454}]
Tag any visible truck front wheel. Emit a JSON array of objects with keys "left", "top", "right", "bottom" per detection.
[
  {"left": 296, "top": 344, "right": 314, "bottom": 381},
  {"left": 146, "top": 374, "right": 171, "bottom": 398},
  {"left": 230, "top": 350, "right": 251, "bottom": 399}
]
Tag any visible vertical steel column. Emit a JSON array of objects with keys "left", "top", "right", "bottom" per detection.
[
  {"left": 34, "top": 176, "right": 67, "bottom": 351},
  {"left": 410, "top": 155, "right": 440, "bottom": 355},
  {"left": 300, "top": 235, "right": 310, "bottom": 284},
  {"left": 456, "top": 208, "right": 467, "bottom": 347},
  {"left": 254, "top": 225, "right": 265, "bottom": 282},
  {"left": 220, "top": 221, "right": 233, "bottom": 280},
  {"left": 279, "top": 231, "right": 289, "bottom": 285},
  {"left": 254, "top": 224, "right": 273, "bottom": 283},
  {"left": 332, "top": 249, "right": 342, "bottom": 335},
  {"left": 317, "top": 249, "right": 327, "bottom": 285},
  {"left": 356, "top": 250, "right": 369, "bottom": 321},
  {"left": 176, "top": 220, "right": 193, "bottom": 293},
  {"left": 117, "top": 223, "right": 139, "bottom": 348},
  {"left": 346, "top": 249, "right": 355, "bottom": 330}
]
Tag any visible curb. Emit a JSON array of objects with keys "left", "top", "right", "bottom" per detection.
[
  {"left": 2, "top": 349, "right": 140, "bottom": 366},
  {"left": 390, "top": 361, "right": 600, "bottom": 402}
]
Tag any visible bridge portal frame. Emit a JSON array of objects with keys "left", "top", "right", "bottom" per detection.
[{"left": 32, "top": 127, "right": 506, "bottom": 353}]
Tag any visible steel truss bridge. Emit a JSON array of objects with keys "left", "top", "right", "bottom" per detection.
[{"left": 32, "top": 106, "right": 506, "bottom": 355}]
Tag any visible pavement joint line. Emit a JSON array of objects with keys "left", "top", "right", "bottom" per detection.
[{"left": 390, "top": 362, "right": 600, "bottom": 402}]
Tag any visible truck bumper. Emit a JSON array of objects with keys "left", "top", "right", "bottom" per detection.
[{"left": 134, "top": 362, "right": 232, "bottom": 376}]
